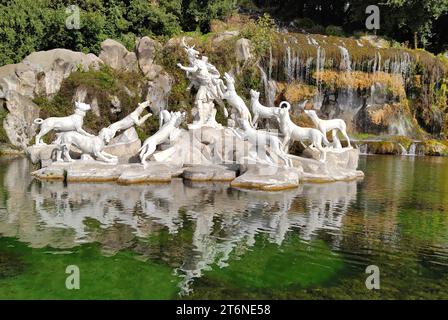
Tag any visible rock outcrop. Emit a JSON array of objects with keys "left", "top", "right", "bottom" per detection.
[
  {"left": 98, "top": 39, "right": 138, "bottom": 73},
  {"left": 0, "top": 37, "right": 174, "bottom": 149},
  {"left": 0, "top": 49, "right": 103, "bottom": 147}
]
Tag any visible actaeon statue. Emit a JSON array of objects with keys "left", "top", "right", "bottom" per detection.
[{"left": 177, "top": 38, "right": 228, "bottom": 129}]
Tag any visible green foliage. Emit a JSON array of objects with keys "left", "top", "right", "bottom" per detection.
[
  {"left": 325, "top": 25, "right": 345, "bottom": 37},
  {"left": 240, "top": 13, "right": 276, "bottom": 57},
  {"left": 251, "top": 0, "right": 448, "bottom": 54},
  {"left": 32, "top": 66, "right": 149, "bottom": 142},
  {"left": 0, "top": 0, "right": 238, "bottom": 66},
  {"left": 0, "top": 109, "right": 9, "bottom": 144}
]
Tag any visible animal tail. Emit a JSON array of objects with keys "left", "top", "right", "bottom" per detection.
[{"left": 34, "top": 118, "right": 44, "bottom": 125}]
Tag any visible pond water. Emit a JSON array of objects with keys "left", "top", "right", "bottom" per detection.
[{"left": 0, "top": 155, "right": 447, "bottom": 299}]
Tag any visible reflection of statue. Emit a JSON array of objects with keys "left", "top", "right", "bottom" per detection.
[
  {"left": 275, "top": 102, "right": 329, "bottom": 162},
  {"left": 104, "top": 101, "right": 152, "bottom": 140},
  {"left": 177, "top": 38, "right": 227, "bottom": 129},
  {"left": 139, "top": 111, "right": 185, "bottom": 163},
  {"left": 304, "top": 109, "right": 351, "bottom": 149},
  {"left": 55, "top": 129, "right": 117, "bottom": 163},
  {"left": 33, "top": 101, "right": 94, "bottom": 145}
]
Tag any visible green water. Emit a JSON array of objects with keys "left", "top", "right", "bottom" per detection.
[{"left": 0, "top": 155, "right": 447, "bottom": 299}]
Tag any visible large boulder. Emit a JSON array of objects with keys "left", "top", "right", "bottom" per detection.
[
  {"left": 231, "top": 165, "right": 301, "bottom": 191},
  {"left": 2, "top": 91, "right": 39, "bottom": 147},
  {"left": 235, "top": 38, "right": 252, "bottom": 63},
  {"left": 355, "top": 103, "right": 413, "bottom": 136},
  {"left": 136, "top": 36, "right": 163, "bottom": 79},
  {"left": 23, "top": 49, "right": 103, "bottom": 96},
  {"left": 99, "top": 39, "right": 138, "bottom": 73},
  {"left": 144, "top": 72, "right": 173, "bottom": 115},
  {"left": 0, "top": 49, "right": 103, "bottom": 147}
]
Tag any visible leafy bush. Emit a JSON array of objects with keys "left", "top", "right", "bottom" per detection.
[
  {"left": 240, "top": 13, "right": 276, "bottom": 57},
  {"left": 0, "top": 0, "right": 238, "bottom": 66},
  {"left": 325, "top": 25, "right": 344, "bottom": 37}
]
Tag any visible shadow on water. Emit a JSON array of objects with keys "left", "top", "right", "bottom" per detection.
[{"left": 0, "top": 156, "right": 448, "bottom": 299}]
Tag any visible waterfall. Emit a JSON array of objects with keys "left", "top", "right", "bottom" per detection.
[
  {"left": 398, "top": 143, "right": 407, "bottom": 155},
  {"left": 258, "top": 63, "right": 277, "bottom": 108},
  {"left": 359, "top": 144, "right": 368, "bottom": 155},
  {"left": 338, "top": 45, "right": 353, "bottom": 108},
  {"left": 408, "top": 143, "right": 416, "bottom": 156},
  {"left": 305, "top": 57, "right": 313, "bottom": 83},
  {"left": 370, "top": 84, "right": 376, "bottom": 105},
  {"left": 285, "top": 46, "right": 294, "bottom": 83},
  {"left": 338, "top": 45, "right": 352, "bottom": 72}
]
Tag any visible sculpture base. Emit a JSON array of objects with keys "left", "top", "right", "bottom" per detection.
[{"left": 31, "top": 128, "right": 364, "bottom": 191}]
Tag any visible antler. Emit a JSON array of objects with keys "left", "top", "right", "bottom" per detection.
[{"left": 181, "top": 37, "right": 196, "bottom": 50}]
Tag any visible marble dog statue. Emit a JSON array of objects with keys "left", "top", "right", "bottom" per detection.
[
  {"left": 250, "top": 89, "right": 278, "bottom": 128},
  {"left": 304, "top": 109, "right": 351, "bottom": 148},
  {"left": 55, "top": 128, "right": 117, "bottom": 163},
  {"left": 139, "top": 111, "right": 185, "bottom": 164},
  {"left": 233, "top": 118, "right": 292, "bottom": 167},
  {"left": 275, "top": 102, "right": 329, "bottom": 162},
  {"left": 34, "top": 101, "right": 94, "bottom": 145},
  {"left": 103, "top": 101, "right": 152, "bottom": 140},
  {"left": 222, "top": 72, "right": 252, "bottom": 126}
]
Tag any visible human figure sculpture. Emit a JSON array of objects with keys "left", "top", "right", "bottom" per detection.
[
  {"left": 33, "top": 101, "right": 94, "bottom": 145},
  {"left": 54, "top": 128, "right": 117, "bottom": 163},
  {"left": 233, "top": 118, "right": 292, "bottom": 167},
  {"left": 250, "top": 89, "right": 279, "bottom": 128},
  {"left": 103, "top": 101, "right": 152, "bottom": 140},
  {"left": 222, "top": 73, "right": 252, "bottom": 126},
  {"left": 139, "top": 111, "right": 186, "bottom": 164},
  {"left": 304, "top": 109, "right": 351, "bottom": 148},
  {"left": 177, "top": 38, "right": 227, "bottom": 129},
  {"left": 275, "top": 102, "right": 329, "bottom": 162}
]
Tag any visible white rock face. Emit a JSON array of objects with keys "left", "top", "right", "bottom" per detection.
[
  {"left": 232, "top": 165, "right": 301, "bottom": 191},
  {"left": 2, "top": 91, "right": 39, "bottom": 147},
  {"left": 23, "top": 49, "right": 103, "bottom": 96},
  {"left": 99, "top": 39, "right": 139, "bottom": 72},
  {"left": 0, "top": 49, "right": 103, "bottom": 147}
]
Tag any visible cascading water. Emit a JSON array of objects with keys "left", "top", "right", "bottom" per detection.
[
  {"left": 338, "top": 45, "right": 352, "bottom": 72},
  {"left": 338, "top": 45, "right": 353, "bottom": 109},
  {"left": 408, "top": 143, "right": 416, "bottom": 156}
]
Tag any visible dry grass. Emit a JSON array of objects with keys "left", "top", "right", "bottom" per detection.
[{"left": 314, "top": 70, "right": 406, "bottom": 99}]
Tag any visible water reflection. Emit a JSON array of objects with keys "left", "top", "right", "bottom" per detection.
[{"left": 0, "top": 157, "right": 358, "bottom": 294}]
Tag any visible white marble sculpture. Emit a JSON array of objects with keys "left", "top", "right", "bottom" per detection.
[
  {"left": 55, "top": 128, "right": 117, "bottom": 163},
  {"left": 275, "top": 102, "right": 329, "bottom": 162},
  {"left": 250, "top": 89, "right": 278, "bottom": 128},
  {"left": 177, "top": 38, "right": 227, "bottom": 129},
  {"left": 222, "top": 72, "right": 252, "bottom": 126},
  {"left": 34, "top": 101, "right": 93, "bottom": 145},
  {"left": 233, "top": 118, "right": 292, "bottom": 167},
  {"left": 304, "top": 109, "right": 351, "bottom": 148},
  {"left": 139, "top": 111, "right": 185, "bottom": 164},
  {"left": 103, "top": 101, "right": 152, "bottom": 140}
]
